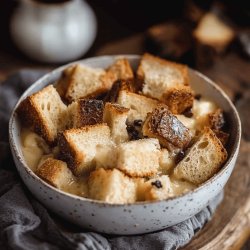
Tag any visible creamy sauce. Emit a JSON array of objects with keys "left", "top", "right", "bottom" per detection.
[{"left": 21, "top": 128, "right": 196, "bottom": 199}]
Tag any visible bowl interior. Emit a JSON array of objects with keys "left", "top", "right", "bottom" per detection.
[{"left": 9, "top": 55, "right": 241, "bottom": 203}]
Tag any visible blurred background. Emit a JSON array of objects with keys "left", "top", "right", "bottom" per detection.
[
  {"left": 0, "top": 0, "right": 249, "bottom": 248},
  {"left": 0, "top": 1, "right": 250, "bottom": 78}
]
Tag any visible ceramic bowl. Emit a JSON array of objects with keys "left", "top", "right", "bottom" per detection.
[{"left": 9, "top": 55, "right": 241, "bottom": 235}]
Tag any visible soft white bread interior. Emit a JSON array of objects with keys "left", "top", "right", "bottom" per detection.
[
  {"left": 17, "top": 85, "right": 67, "bottom": 144},
  {"left": 36, "top": 158, "right": 73, "bottom": 188},
  {"left": 136, "top": 175, "right": 173, "bottom": 201},
  {"left": 64, "top": 64, "right": 106, "bottom": 102},
  {"left": 103, "top": 102, "right": 129, "bottom": 144},
  {"left": 88, "top": 168, "right": 137, "bottom": 204},
  {"left": 142, "top": 104, "right": 192, "bottom": 151},
  {"left": 102, "top": 58, "right": 134, "bottom": 88},
  {"left": 159, "top": 148, "right": 175, "bottom": 175},
  {"left": 116, "top": 138, "right": 160, "bottom": 177},
  {"left": 117, "top": 90, "right": 158, "bottom": 122},
  {"left": 58, "top": 124, "right": 111, "bottom": 176},
  {"left": 95, "top": 143, "right": 117, "bottom": 169},
  {"left": 137, "top": 53, "right": 193, "bottom": 113},
  {"left": 173, "top": 127, "right": 227, "bottom": 185}
]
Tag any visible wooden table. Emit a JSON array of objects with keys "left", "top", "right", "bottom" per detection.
[{"left": 1, "top": 31, "right": 250, "bottom": 250}]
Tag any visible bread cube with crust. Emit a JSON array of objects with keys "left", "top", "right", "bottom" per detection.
[
  {"left": 64, "top": 64, "right": 107, "bottom": 102},
  {"left": 137, "top": 53, "right": 193, "bottom": 113},
  {"left": 67, "top": 99, "right": 104, "bottom": 128},
  {"left": 17, "top": 85, "right": 67, "bottom": 144},
  {"left": 103, "top": 102, "right": 129, "bottom": 144},
  {"left": 162, "top": 86, "right": 194, "bottom": 114},
  {"left": 117, "top": 90, "right": 159, "bottom": 122},
  {"left": 116, "top": 138, "right": 160, "bottom": 177},
  {"left": 88, "top": 168, "right": 137, "bottom": 204},
  {"left": 58, "top": 124, "right": 111, "bottom": 176},
  {"left": 136, "top": 175, "right": 173, "bottom": 201},
  {"left": 142, "top": 104, "right": 192, "bottom": 151},
  {"left": 36, "top": 158, "right": 73, "bottom": 188},
  {"left": 102, "top": 58, "right": 134, "bottom": 88},
  {"left": 173, "top": 127, "right": 228, "bottom": 185},
  {"left": 104, "top": 79, "right": 136, "bottom": 103}
]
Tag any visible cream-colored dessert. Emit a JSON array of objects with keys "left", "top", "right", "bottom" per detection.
[{"left": 18, "top": 54, "right": 228, "bottom": 204}]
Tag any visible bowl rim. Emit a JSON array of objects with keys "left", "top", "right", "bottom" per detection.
[{"left": 9, "top": 54, "right": 242, "bottom": 207}]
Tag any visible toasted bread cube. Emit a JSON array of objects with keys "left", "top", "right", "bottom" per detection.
[
  {"left": 55, "top": 65, "right": 75, "bottom": 99},
  {"left": 104, "top": 79, "right": 136, "bottom": 103},
  {"left": 193, "top": 99, "right": 224, "bottom": 131},
  {"left": 213, "top": 130, "right": 229, "bottom": 146},
  {"left": 193, "top": 13, "right": 235, "bottom": 52},
  {"left": 103, "top": 102, "right": 129, "bottom": 144},
  {"left": 17, "top": 85, "right": 67, "bottom": 144},
  {"left": 136, "top": 175, "right": 173, "bottom": 201},
  {"left": 36, "top": 158, "right": 73, "bottom": 188},
  {"left": 102, "top": 58, "right": 134, "bottom": 88},
  {"left": 137, "top": 53, "right": 189, "bottom": 98},
  {"left": 58, "top": 124, "right": 111, "bottom": 176},
  {"left": 117, "top": 90, "right": 158, "bottom": 122},
  {"left": 142, "top": 104, "right": 192, "bottom": 150},
  {"left": 162, "top": 86, "right": 194, "bottom": 114},
  {"left": 88, "top": 168, "right": 136, "bottom": 204},
  {"left": 173, "top": 127, "right": 228, "bottom": 185},
  {"left": 64, "top": 65, "right": 107, "bottom": 102},
  {"left": 159, "top": 148, "right": 175, "bottom": 175},
  {"left": 68, "top": 99, "right": 104, "bottom": 128},
  {"left": 207, "top": 109, "right": 225, "bottom": 131},
  {"left": 116, "top": 138, "right": 160, "bottom": 177}
]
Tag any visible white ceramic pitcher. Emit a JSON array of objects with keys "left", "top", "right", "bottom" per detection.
[{"left": 10, "top": 0, "right": 97, "bottom": 63}]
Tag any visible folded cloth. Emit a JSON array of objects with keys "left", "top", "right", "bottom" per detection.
[{"left": 0, "top": 70, "right": 223, "bottom": 250}]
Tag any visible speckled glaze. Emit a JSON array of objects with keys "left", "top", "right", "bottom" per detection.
[{"left": 9, "top": 55, "right": 241, "bottom": 235}]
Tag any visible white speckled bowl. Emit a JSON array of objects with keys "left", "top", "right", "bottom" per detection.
[{"left": 9, "top": 55, "right": 241, "bottom": 235}]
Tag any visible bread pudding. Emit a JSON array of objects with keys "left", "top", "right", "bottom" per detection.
[{"left": 18, "top": 54, "right": 228, "bottom": 204}]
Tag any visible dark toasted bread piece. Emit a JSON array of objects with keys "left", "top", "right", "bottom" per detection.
[
  {"left": 142, "top": 104, "right": 192, "bottom": 150},
  {"left": 208, "top": 109, "right": 225, "bottom": 130},
  {"left": 68, "top": 99, "right": 104, "bottom": 128},
  {"left": 104, "top": 79, "right": 136, "bottom": 103},
  {"left": 162, "top": 86, "right": 194, "bottom": 114},
  {"left": 17, "top": 85, "right": 67, "bottom": 144}
]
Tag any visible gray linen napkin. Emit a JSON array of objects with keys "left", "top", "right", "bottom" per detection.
[{"left": 0, "top": 70, "right": 223, "bottom": 250}]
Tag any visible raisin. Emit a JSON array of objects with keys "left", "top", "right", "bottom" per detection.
[
  {"left": 182, "top": 107, "right": 193, "bottom": 118},
  {"left": 175, "top": 150, "right": 185, "bottom": 164},
  {"left": 151, "top": 180, "right": 163, "bottom": 189},
  {"left": 194, "top": 94, "right": 202, "bottom": 100},
  {"left": 133, "top": 119, "right": 143, "bottom": 127}
]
